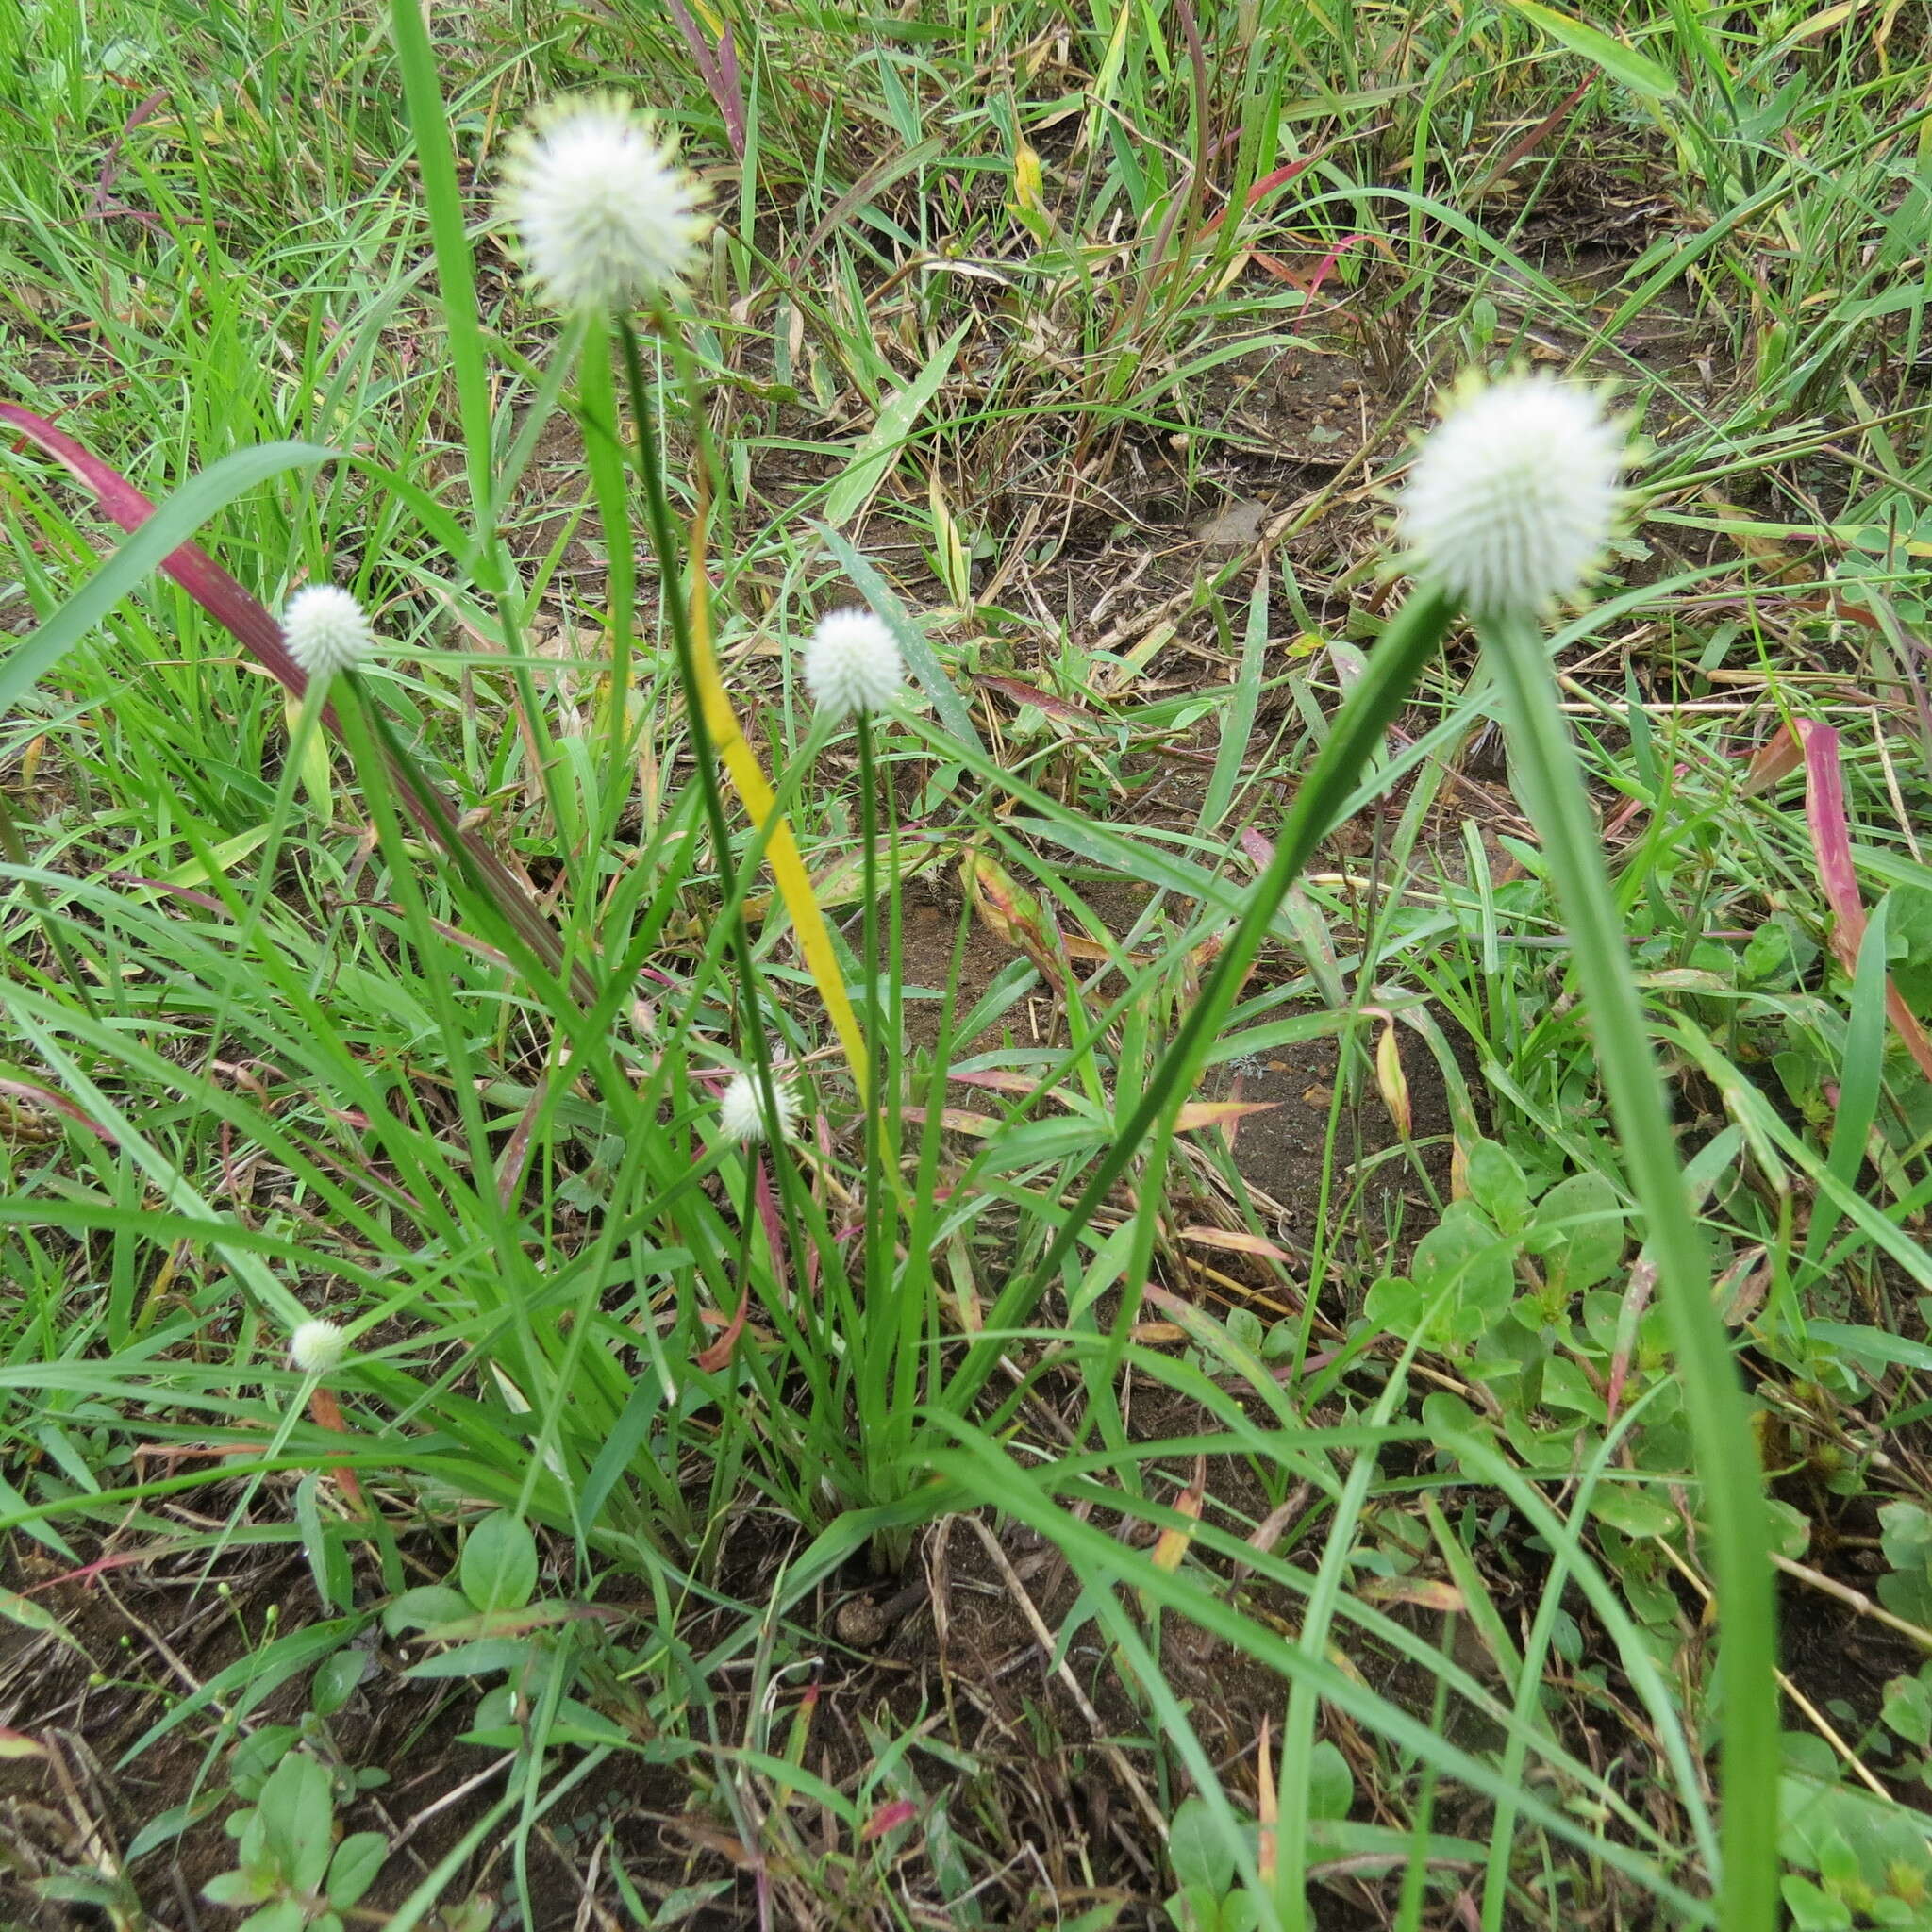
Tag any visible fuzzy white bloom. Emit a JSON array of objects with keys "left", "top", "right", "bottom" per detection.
[
  {"left": 282, "top": 585, "right": 375, "bottom": 681},
  {"left": 719, "top": 1067, "right": 799, "bottom": 1143},
  {"left": 802, "top": 608, "right": 903, "bottom": 720},
  {"left": 290, "top": 1318, "right": 348, "bottom": 1376},
  {"left": 497, "top": 93, "right": 708, "bottom": 312},
  {"left": 1399, "top": 374, "right": 1629, "bottom": 615}
]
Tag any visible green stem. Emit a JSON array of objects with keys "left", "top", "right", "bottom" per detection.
[
  {"left": 1481, "top": 607, "right": 1775, "bottom": 1932},
  {"left": 943, "top": 586, "right": 1457, "bottom": 1420},
  {"left": 612, "top": 319, "right": 791, "bottom": 1177},
  {"left": 857, "top": 715, "right": 890, "bottom": 1473}
]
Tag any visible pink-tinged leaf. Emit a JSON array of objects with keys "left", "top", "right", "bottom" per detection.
[
  {"left": 495, "top": 1068, "right": 558, "bottom": 1211},
  {"left": 660, "top": 0, "right": 746, "bottom": 159},
  {"left": 0, "top": 1077, "right": 117, "bottom": 1144},
  {"left": 1257, "top": 1715, "right": 1276, "bottom": 1885},
  {"left": 1605, "top": 1257, "right": 1657, "bottom": 1426},
  {"left": 1240, "top": 826, "right": 1275, "bottom": 871},
  {"left": 754, "top": 1153, "right": 786, "bottom": 1283},
  {"left": 1301, "top": 233, "right": 1374, "bottom": 301},
  {"left": 694, "top": 1286, "right": 749, "bottom": 1373},
  {"left": 0, "top": 404, "right": 310, "bottom": 691},
  {"left": 945, "top": 1068, "right": 1081, "bottom": 1108},
  {"left": 1468, "top": 77, "right": 1591, "bottom": 197},
  {"left": 0, "top": 1729, "right": 46, "bottom": 1760},
  {"left": 960, "top": 848, "right": 1063, "bottom": 978},
  {"left": 1356, "top": 1575, "right": 1466, "bottom": 1611},
  {"left": 1177, "top": 1224, "right": 1294, "bottom": 1262},
  {"left": 1252, "top": 233, "right": 1382, "bottom": 301},
  {"left": 1197, "top": 151, "right": 1326, "bottom": 240},
  {"left": 976, "top": 674, "right": 1101, "bottom": 726},
  {"left": 898, "top": 1106, "right": 996, "bottom": 1137},
  {"left": 1174, "top": 1100, "right": 1278, "bottom": 1130},
  {"left": 25, "top": 1541, "right": 190, "bottom": 1591},
  {"left": 1740, "top": 722, "right": 1805, "bottom": 798},
  {"left": 860, "top": 1799, "right": 919, "bottom": 1843},
  {"left": 947, "top": 1068, "right": 1041, "bottom": 1094},
  {"left": 105, "top": 872, "right": 228, "bottom": 914},
  {"left": 1800, "top": 721, "right": 1932, "bottom": 1082}
]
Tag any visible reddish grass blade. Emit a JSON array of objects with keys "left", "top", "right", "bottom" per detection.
[
  {"left": 975, "top": 673, "right": 1100, "bottom": 725},
  {"left": 0, "top": 1076, "right": 118, "bottom": 1144},
  {"left": 1467, "top": 78, "right": 1592, "bottom": 198},
  {"left": 661, "top": 0, "right": 746, "bottom": 159},
  {"left": 1739, "top": 721, "right": 1805, "bottom": 797},
  {"left": 1799, "top": 720, "right": 1932, "bottom": 1082},
  {"left": 0, "top": 404, "right": 591, "bottom": 1002},
  {"left": 1196, "top": 150, "right": 1325, "bottom": 241},
  {"left": 1254, "top": 232, "right": 1378, "bottom": 301},
  {"left": 860, "top": 1800, "right": 919, "bottom": 1842},
  {"left": 308, "top": 1386, "right": 368, "bottom": 1514}
]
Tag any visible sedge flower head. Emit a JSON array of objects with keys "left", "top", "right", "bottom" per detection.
[
  {"left": 719, "top": 1067, "right": 799, "bottom": 1143},
  {"left": 802, "top": 608, "right": 903, "bottom": 720},
  {"left": 497, "top": 93, "right": 708, "bottom": 312},
  {"left": 281, "top": 585, "right": 375, "bottom": 681},
  {"left": 1399, "top": 373, "right": 1629, "bottom": 615},
  {"left": 290, "top": 1318, "right": 348, "bottom": 1376}
]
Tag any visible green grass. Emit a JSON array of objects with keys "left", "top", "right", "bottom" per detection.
[{"left": 4, "top": 2, "right": 1932, "bottom": 1929}]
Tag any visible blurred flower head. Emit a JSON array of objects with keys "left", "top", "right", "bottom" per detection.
[
  {"left": 497, "top": 93, "right": 708, "bottom": 312},
  {"left": 802, "top": 608, "right": 903, "bottom": 720},
  {"left": 282, "top": 584, "right": 375, "bottom": 681},
  {"left": 1399, "top": 373, "right": 1629, "bottom": 616},
  {"left": 290, "top": 1318, "right": 348, "bottom": 1376},
  {"left": 719, "top": 1066, "right": 799, "bottom": 1143}
]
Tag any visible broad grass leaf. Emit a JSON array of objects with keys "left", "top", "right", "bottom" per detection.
[
  {"left": 1526, "top": 1173, "right": 1625, "bottom": 1297},
  {"left": 1500, "top": 0, "right": 1679, "bottom": 100},
  {"left": 822, "top": 322, "right": 969, "bottom": 526}
]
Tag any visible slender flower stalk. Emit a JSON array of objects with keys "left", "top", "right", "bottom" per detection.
[
  {"left": 1398, "top": 372, "right": 1776, "bottom": 1932},
  {"left": 798, "top": 603, "right": 908, "bottom": 1485}
]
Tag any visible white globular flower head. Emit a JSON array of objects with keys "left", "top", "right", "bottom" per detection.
[
  {"left": 1399, "top": 373, "right": 1630, "bottom": 616},
  {"left": 290, "top": 1318, "right": 348, "bottom": 1376},
  {"left": 719, "top": 1066, "right": 799, "bottom": 1143},
  {"left": 281, "top": 584, "right": 375, "bottom": 681},
  {"left": 802, "top": 608, "right": 903, "bottom": 720},
  {"left": 497, "top": 93, "right": 708, "bottom": 312}
]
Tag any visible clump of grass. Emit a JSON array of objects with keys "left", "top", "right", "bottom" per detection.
[{"left": 2, "top": 4, "right": 1931, "bottom": 1930}]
